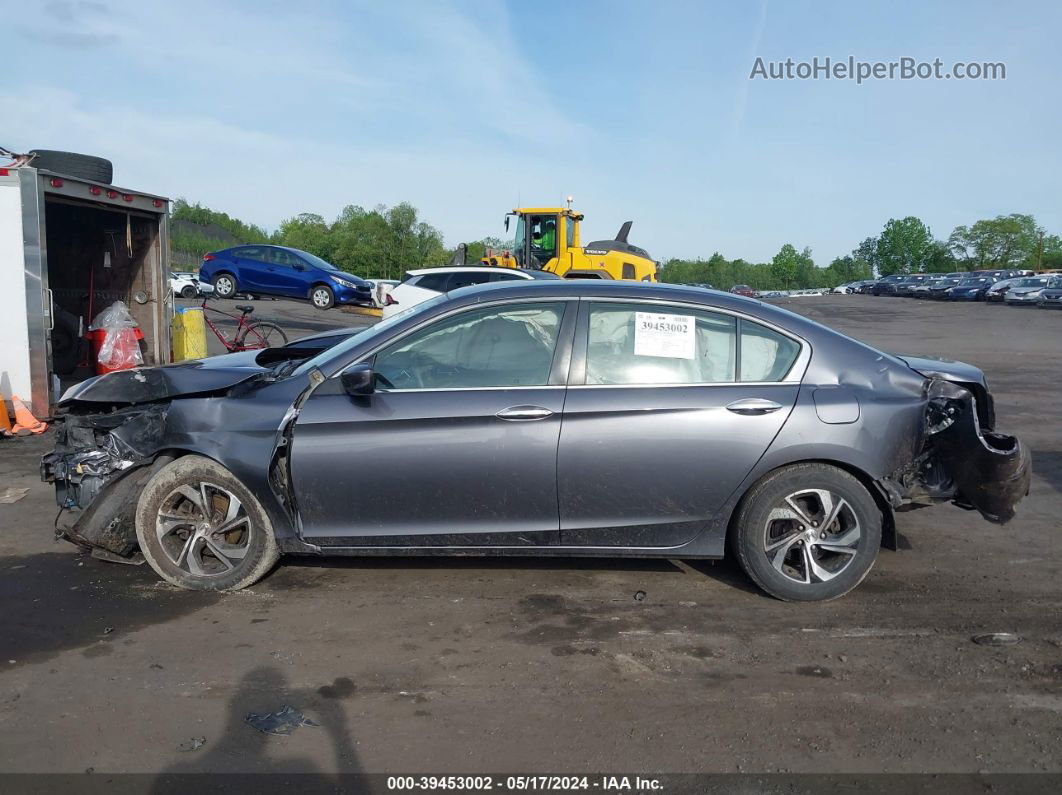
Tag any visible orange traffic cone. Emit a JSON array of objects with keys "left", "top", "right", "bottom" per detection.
[
  {"left": 0, "top": 396, "right": 11, "bottom": 436},
  {"left": 10, "top": 395, "right": 47, "bottom": 435}
]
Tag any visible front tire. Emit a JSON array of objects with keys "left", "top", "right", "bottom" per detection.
[
  {"left": 212, "top": 273, "right": 237, "bottom": 299},
  {"left": 732, "top": 463, "right": 881, "bottom": 601},
  {"left": 310, "top": 285, "right": 335, "bottom": 310},
  {"left": 135, "top": 456, "right": 279, "bottom": 591},
  {"left": 180, "top": 284, "right": 197, "bottom": 299}
]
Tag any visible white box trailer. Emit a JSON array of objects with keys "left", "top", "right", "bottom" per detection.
[{"left": 0, "top": 164, "right": 171, "bottom": 416}]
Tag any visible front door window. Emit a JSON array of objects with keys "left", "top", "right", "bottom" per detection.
[{"left": 373, "top": 303, "right": 567, "bottom": 390}]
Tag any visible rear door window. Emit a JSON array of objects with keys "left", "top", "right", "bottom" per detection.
[
  {"left": 584, "top": 303, "right": 802, "bottom": 385},
  {"left": 236, "top": 247, "right": 265, "bottom": 261},
  {"left": 585, "top": 304, "right": 737, "bottom": 385}
]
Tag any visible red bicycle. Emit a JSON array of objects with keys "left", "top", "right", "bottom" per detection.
[{"left": 201, "top": 301, "right": 288, "bottom": 351}]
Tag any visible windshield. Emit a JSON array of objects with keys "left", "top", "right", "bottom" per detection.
[
  {"left": 292, "top": 292, "right": 450, "bottom": 377},
  {"left": 957, "top": 278, "right": 988, "bottom": 286},
  {"left": 1015, "top": 277, "right": 1047, "bottom": 287},
  {"left": 1048, "top": 277, "right": 1062, "bottom": 288}
]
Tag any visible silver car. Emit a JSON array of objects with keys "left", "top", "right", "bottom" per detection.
[
  {"left": 43, "top": 282, "right": 1030, "bottom": 601},
  {"left": 1004, "top": 276, "right": 1052, "bottom": 305}
]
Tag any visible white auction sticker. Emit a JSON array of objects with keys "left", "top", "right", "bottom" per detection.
[{"left": 634, "top": 312, "right": 695, "bottom": 359}]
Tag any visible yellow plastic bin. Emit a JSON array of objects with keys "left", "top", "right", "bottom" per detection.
[{"left": 171, "top": 306, "right": 208, "bottom": 362}]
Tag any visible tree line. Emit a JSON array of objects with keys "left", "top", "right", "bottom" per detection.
[
  {"left": 661, "top": 214, "right": 1062, "bottom": 290},
  {"left": 171, "top": 199, "right": 1061, "bottom": 288}
]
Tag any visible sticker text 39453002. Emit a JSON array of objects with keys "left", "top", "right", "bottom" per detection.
[{"left": 634, "top": 312, "right": 695, "bottom": 359}]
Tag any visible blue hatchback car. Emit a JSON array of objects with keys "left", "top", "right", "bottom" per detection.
[{"left": 199, "top": 245, "right": 373, "bottom": 309}]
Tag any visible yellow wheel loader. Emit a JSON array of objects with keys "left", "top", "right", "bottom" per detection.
[{"left": 480, "top": 206, "right": 657, "bottom": 282}]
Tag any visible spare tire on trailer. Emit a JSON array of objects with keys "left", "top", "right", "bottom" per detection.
[{"left": 29, "top": 150, "right": 113, "bottom": 184}]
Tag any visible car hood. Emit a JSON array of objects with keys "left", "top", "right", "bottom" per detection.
[
  {"left": 1008, "top": 287, "right": 1043, "bottom": 295},
  {"left": 59, "top": 357, "right": 269, "bottom": 406},
  {"left": 895, "top": 354, "right": 987, "bottom": 389}
]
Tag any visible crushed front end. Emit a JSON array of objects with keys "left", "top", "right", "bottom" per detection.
[
  {"left": 886, "top": 378, "right": 1031, "bottom": 524},
  {"left": 41, "top": 403, "right": 172, "bottom": 559}
]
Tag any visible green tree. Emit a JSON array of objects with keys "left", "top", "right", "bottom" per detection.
[
  {"left": 852, "top": 236, "right": 879, "bottom": 276},
  {"left": 770, "top": 244, "right": 801, "bottom": 289},
  {"left": 276, "top": 213, "right": 332, "bottom": 260},
  {"left": 876, "top": 217, "right": 934, "bottom": 275},
  {"left": 947, "top": 214, "right": 1042, "bottom": 269},
  {"left": 171, "top": 198, "right": 271, "bottom": 243}
]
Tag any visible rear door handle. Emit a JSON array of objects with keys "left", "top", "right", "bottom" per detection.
[
  {"left": 496, "top": 405, "right": 554, "bottom": 421},
  {"left": 726, "top": 398, "right": 783, "bottom": 415}
]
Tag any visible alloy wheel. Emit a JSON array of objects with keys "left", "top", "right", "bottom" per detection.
[
  {"left": 763, "top": 489, "right": 861, "bottom": 584},
  {"left": 156, "top": 481, "right": 252, "bottom": 576},
  {"left": 312, "top": 288, "right": 331, "bottom": 308},
  {"left": 215, "top": 276, "right": 235, "bottom": 297}
]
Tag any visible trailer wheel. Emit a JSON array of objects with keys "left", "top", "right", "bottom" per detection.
[{"left": 29, "top": 150, "right": 113, "bottom": 184}]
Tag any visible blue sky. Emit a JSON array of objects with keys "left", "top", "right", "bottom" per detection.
[{"left": 7, "top": 0, "right": 1060, "bottom": 264}]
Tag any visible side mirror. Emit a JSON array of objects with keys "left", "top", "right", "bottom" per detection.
[
  {"left": 293, "top": 263, "right": 305, "bottom": 270},
  {"left": 341, "top": 363, "right": 374, "bottom": 396}
]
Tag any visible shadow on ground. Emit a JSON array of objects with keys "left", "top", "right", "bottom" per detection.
[
  {"left": 152, "top": 665, "right": 361, "bottom": 787},
  {"left": 0, "top": 550, "right": 219, "bottom": 669},
  {"left": 270, "top": 553, "right": 767, "bottom": 598}
]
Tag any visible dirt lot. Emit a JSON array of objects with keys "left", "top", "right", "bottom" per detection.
[{"left": 1, "top": 295, "right": 1059, "bottom": 776}]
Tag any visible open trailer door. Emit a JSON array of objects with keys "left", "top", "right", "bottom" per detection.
[{"left": 8, "top": 166, "right": 170, "bottom": 415}]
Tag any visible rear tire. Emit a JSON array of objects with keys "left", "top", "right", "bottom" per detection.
[
  {"left": 212, "top": 273, "right": 237, "bottom": 299},
  {"left": 310, "top": 285, "right": 335, "bottom": 310},
  {"left": 236, "top": 321, "right": 287, "bottom": 349},
  {"left": 732, "top": 463, "right": 881, "bottom": 601},
  {"left": 135, "top": 456, "right": 279, "bottom": 591}
]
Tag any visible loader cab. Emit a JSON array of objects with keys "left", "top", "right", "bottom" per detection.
[{"left": 507, "top": 209, "right": 580, "bottom": 272}]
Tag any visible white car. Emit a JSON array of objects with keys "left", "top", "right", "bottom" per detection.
[
  {"left": 170, "top": 272, "right": 214, "bottom": 299},
  {"left": 381, "top": 266, "right": 560, "bottom": 318},
  {"left": 368, "top": 279, "right": 401, "bottom": 308}
]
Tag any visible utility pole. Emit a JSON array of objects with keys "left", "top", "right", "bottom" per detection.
[{"left": 1037, "top": 231, "right": 1044, "bottom": 271}]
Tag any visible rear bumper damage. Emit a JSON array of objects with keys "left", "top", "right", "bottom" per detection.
[{"left": 884, "top": 379, "right": 1031, "bottom": 524}]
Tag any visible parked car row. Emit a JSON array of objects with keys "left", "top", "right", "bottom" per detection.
[{"left": 855, "top": 270, "right": 1062, "bottom": 308}]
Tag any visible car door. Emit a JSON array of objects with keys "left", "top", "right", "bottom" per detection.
[
  {"left": 290, "top": 299, "right": 576, "bottom": 546},
  {"left": 557, "top": 300, "right": 804, "bottom": 548},
  {"left": 261, "top": 248, "right": 305, "bottom": 297},
  {"left": 233, "top": 246, "right": 268, "bottom": 291}
]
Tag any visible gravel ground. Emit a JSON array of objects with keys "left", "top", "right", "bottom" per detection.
[{"left": 0, "top": 295, "right": 1059, "bottom": 776}]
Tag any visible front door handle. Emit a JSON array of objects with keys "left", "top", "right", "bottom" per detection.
[
  {"left": 496, "top": 405, "right": 554, "bottom": 421},
  {"left": 725, "top": 398, "right": 784, "bottom": 415}
]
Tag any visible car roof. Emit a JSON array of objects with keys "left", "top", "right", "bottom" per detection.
[
  {"left": 405, "top": 266, "right": 556, "bottom": 279},
  {"left": 444, "top": 279, "right": 786, "bottom": 317}
]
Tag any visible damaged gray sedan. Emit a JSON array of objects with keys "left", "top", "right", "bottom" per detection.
[{"left": 42, "top": 281, "right": 1031, "bottom": 601}]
